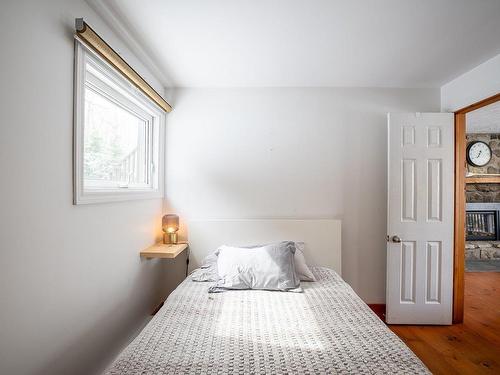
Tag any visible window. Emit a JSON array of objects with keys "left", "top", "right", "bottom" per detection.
[{"left": 74, "top": 41, "right": 164, "bottom": 204}]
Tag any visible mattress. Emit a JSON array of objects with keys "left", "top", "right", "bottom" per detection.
[{"left": 105, "top": 267, "right": 429, "bottom": 374}]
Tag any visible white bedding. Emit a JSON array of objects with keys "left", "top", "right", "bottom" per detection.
[{"left": 105, "top": 267, "right": 429, "bottom": 374}]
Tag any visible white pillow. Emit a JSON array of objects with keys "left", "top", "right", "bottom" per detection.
[
  {"left": 208, "top": 241, "right": 302, "bottom": 293},
  {"left": 191, "top": 241, "right": 316, "bottom": 282}
]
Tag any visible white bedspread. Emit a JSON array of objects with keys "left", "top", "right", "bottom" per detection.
[{"left": 105, "top": 267, "right": 429, "bottom": 374}]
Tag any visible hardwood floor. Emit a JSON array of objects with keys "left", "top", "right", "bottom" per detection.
[{"left": 390, "top": 272, "right": 500, "bottom": 375}]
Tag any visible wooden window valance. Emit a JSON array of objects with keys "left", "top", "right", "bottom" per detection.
[{"left": 75, "top": 18, "right": 172, "bottom": 113}]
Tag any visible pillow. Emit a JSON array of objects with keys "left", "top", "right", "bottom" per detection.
[
  {"left": 191, "top": 241, "right": 316, "bottom": 282},
  {"left": 294, "top": 242, "right": 316, "bottom": 281},
  {"left": 190, "top": 251, "right": 219, "bottom": 282},
  {"left": 208, "top": 241, "right": 302, "bottom": 293},
  {"left": 190, "top": 266, "right": 218, "bottom": 282}
]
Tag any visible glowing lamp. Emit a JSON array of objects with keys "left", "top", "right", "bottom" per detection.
[{"left": 162, "top": 214, "right": 179, "bottom": 244}]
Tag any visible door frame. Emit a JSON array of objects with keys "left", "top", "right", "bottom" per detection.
[{"left": 453, "top": 92, "right": 500, "bottom": 324}]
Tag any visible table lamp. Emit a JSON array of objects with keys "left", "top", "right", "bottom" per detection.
[{"left": 162, "top": 214, "right": 179, "bottom": 244}]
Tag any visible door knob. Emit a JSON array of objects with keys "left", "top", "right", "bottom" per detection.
[{"left": 391, "top": 235, "right": 402, "bottom": 243}]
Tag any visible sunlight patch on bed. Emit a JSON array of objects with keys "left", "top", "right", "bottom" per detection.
[{"left": 212, "top": 291, "right": 326, "bottom": 351}]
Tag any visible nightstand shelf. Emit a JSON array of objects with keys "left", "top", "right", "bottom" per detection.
[{"left": 140, "top": 243, "right": 188, "bottom": 259}]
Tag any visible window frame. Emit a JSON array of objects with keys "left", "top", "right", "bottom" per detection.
[{"left": 74, "top": 40, "right": 165, "bottom": 205}]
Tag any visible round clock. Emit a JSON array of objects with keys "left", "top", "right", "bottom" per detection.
[{"left": 466, "top": 141, "right": 492, "bottom": 167}]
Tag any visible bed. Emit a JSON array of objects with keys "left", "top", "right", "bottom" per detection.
[{"left": 105, "top": 220, "right": 429, "bottom": 374}]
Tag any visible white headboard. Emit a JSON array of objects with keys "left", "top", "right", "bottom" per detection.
[{"left": 187, "top": 219, "right": 341, "bottom": 275}]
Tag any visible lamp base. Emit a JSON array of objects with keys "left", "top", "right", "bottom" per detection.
[{"left": 163, "top": 232, "right": 178, "bottom": 245}]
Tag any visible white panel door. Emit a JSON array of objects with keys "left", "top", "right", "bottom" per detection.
[{"left": 387, "top": 113, "right": 454, "bottom": 325}]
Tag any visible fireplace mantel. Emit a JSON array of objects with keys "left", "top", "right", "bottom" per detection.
[{"left": 466, "top": 176, "right": 500, "bottom": 184}]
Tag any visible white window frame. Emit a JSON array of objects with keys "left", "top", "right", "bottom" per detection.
[{"left": 73, "top": 39, "right": 165, "bottom": 204}]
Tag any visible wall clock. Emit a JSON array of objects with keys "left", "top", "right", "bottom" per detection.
[{"left": 466, "top": 141, "right": 492, "bottom": 167}]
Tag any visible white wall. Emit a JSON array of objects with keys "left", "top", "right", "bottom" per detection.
[
  {"left": 0, "top": 1, "right": 184, "bottom": 374},
  {"left": 441, "top": 53, "right": 500, "bottom": 112},
  {"left": 164, "top": 87, "right": 440, "bottom": 303}
]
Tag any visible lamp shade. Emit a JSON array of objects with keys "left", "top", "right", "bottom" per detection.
[{"left": 162, "top": 214, "right": 179, "bottom": 233}]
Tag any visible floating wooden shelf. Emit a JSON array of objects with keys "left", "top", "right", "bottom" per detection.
[
  {"left": 140, "top": 243, "right": 188, "bottom": 259},
  {"left": 465, "top": 176, "right": 500, "bottom": 184}
]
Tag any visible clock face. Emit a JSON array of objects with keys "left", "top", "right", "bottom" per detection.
[{"left": 467, "top": 141, "right": 492, "bottom": 167}]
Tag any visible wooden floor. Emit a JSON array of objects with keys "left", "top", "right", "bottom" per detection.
[{"left": 390, "top": 272, "right": 500, "bottom": 375}]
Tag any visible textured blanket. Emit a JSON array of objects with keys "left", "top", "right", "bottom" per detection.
[{"left": 105, "top": 267, "right": 429, "bottom": 374}]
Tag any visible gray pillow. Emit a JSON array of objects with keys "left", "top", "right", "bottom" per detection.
[
  {"left": 190, "top": 252, "right": 219, "bottom": 282},
  {"left": 208, "top": 241, "right": 302, "bottom": 293}
]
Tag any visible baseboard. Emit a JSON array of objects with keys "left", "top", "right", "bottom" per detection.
[{"left": 367, "top": 304, "right": 386, "bottom": 322}]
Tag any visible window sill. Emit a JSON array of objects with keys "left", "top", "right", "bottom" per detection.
[{"left": 74, "top": 189, "right": 163, "bottom": 205}]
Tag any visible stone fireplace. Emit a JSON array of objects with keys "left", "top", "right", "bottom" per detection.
[
  {"left": 465, "top": 191, "right": 500, "bottom": 259},
  {"left": 466, "top": 203, "right": 500, "bottom": 260},
  {"left": 465, "top": 133, "right": 500, "bottom": 261},
  {"left": 466, "top": 203, "right": 500, "bottom": 241},
  {"left": 465, "top": 148, "right": 500, "bottom": 260},
  {"left": 466, "top": 183, "right": 500, "bottom": 203}
]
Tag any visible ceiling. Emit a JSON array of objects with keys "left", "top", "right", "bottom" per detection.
[
  {"left": 89, "top": 0, "right": 500, "bottom": 88},
  {"left": 467, "top": 101, "right": 500, "bottom": 133}
]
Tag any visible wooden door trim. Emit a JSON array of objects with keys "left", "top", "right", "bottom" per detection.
[
  {"left": 453, "top": 92, "right": 500, "bottom": 324},
  {"left": 453, "top": 112, "right": 466, "bottom": 323},
  {"left": 455, "top": 93, "right": 500, "bottom": 114}
]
